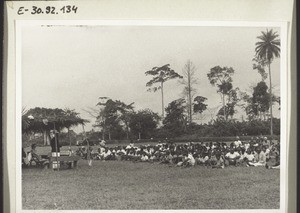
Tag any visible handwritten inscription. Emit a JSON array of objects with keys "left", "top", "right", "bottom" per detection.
[{"left": 17, "top": 5, "right": 78, "bottom": 15}]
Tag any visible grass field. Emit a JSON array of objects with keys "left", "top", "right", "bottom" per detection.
[{"left": 22, "top": 159, "right": 280, "bottom": 210}]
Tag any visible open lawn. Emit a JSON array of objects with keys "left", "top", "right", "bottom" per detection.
[{"left": 22, "top": 160, "right": 280, "bottom": 210}]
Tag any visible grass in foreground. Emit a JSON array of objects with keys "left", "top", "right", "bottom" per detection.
[{"left": 22, "top": 160, "right": 280, "bottom": 210}]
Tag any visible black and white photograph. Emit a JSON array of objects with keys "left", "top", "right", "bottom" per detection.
[{"left": 16, "top": 21, "right": 288, "bottom": 211}]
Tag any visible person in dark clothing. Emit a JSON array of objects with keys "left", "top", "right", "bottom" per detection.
[{"left": 50, "top": 130, "right": 61, "bottom": 152}]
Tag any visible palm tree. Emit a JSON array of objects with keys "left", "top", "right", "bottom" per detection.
[{"left": 255, "top": 29, "right": 280, "bottom": 140}]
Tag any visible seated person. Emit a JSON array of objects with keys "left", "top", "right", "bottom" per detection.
[
  {"left": 266, "top": 145, "right": 280, "bottom": 169},
  {"left": 243, "top": 140, "right": 250, "bottom": 151},
  {"left": 176, "top": 154, "right": 186, "bottom": 167},
  {"left": 29, "top": 144, "right": 49, "bottom": 167},
  {"left": 103, "top": 148, "right": 112, "bottom": 160},
  {"left": 208, "top": 152, "right": 218, "bottom": 167},
  {"left": 262, "top": 137, "right": 270, "bottom": 147},
  {"left": 225, "top": 149, "right": 240, "bottom": 166},
  {"left": 99, "top": 139, "right": 106, "bottom": 147},
  {"left": 233, "top": 136, "right": 242, "bottom": 148},
  {"left": 159, "top": 151, "right": 170, "bottom": 164},
  {"left": 237, "top": 148, "right": 248, "bottom": 166},
  {"left": 115, "top": 148, "right": 125, "bottom": 161},
  {"left": 243, "top": 149, "right": 255, "bottom": 166},
  {"left": 183, "top": 153, "right": 195, "bottom": 167},
  {"left": 248, "top": 147, "right": 267, "bottom": 167},
  {"left": 212, "top": 153, "right": 224, "bottom": 169},
  {"left": 76, "top": 147, "right": 85, "bottom": 157},
  {"left": 140, "top": 154, "right": 149, "bottom": 162},
  {"left": 68, "top": 146, "right": 74, "bottom": 156},
  {"left": 196, "top": 152, "right": 210, "bottom": 166},
  {"left": 22, "top": 148, "right": 29, "bottom": 167},
  {"left": 264, "top": 145, "right": 271, "bottom": 162}
]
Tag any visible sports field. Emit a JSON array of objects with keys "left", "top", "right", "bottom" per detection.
[{"left": 22, "top": 159, "right": 280, "bottom": 210}]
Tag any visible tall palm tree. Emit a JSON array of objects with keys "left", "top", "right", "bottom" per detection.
[{"left": 255, "top": 29, "right": 280, "bottom": 140}]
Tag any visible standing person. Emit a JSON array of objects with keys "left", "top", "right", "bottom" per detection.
[
  {"left": 87, "top": 145, "right": 93, "bottom": 167},
  {"left": 50, "top": 130, "right": 61, "bottom": 169},
  {"left": 50, "top": 130, "right": 60, "bottom": 153},
  {"left": 82, "top": 124, "right": 92, "bottom": 167}
]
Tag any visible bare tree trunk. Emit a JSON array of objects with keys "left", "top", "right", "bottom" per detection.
[
  {"left": 222, "top": 94, "right": 226, "bottom": 120},
  {"left": 138, "top": 132, "right": 141, "bottom": 140},
  {"left": 268, "top": 63, "right": 273, "bottom": 143},
  {"left": 126, "top": 123, "right": 129, "bottom": 139},
  {"left": 187, "top": 63, "right": 192, "bottom": 123},
  {"left": 183, "top": 117, "right": 188, "bottom": 132},
  {"left": 68, "top": 127, "right": 71, "bottom": 147},
  {"left": 108, "top": 131, "right": 111, "bottom": 140},
  {"left": 161, "top": 82, "right": 164, "bottom": 118},
  {"left": 102, "top": 129, "right": 105, "bottom": 140}
]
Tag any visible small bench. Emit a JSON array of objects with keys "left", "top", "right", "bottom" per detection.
[{"left": 49, "top": 155, "right": 81, "bottom": 169}]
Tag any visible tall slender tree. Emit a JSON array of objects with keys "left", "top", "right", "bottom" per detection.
[
  {"left": 255, "top": 29, "right": 280, "bottom": 139},
  {"left": 145, "top": 64, "right": 183, "bottom": 118},
  {"left": 179, "top": 60, "right": 198, "bottom": 124},
  {"left": 207, "top": 66, "right": 234, "bottom": 120}
]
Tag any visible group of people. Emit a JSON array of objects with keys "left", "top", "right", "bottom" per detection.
[
  {"left": 75, "top": 136, "right": 280, "bottom": 169},
  {"left": 22, "top": 130, "right": 60, "bottom": 167}
]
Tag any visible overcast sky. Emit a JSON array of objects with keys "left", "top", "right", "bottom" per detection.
[{"left": 22, "top": 25, "right": 281, "bottom": 132}]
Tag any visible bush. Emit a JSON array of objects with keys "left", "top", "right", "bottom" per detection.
[{"left": 149, "top": 118, "right": 280, "bottom": 140}]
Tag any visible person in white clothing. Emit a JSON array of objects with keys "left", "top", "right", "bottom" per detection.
[
  {"left": 248, "top": 147, "right": 267, "bottom": 167},
  {"left": 225, "top": 149, "right": 240, "bottom": 166},
  {"left": 184, "top": 153, "right": 196, "bottom": 167},
  {"left": 233, "top": 136, "right": 242, "bottom": 148}
]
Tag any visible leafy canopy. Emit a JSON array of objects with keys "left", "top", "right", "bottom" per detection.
[
  {"left": 193, "top": 96, "right": 208, "bottom": 114},
  {"left": 22, "top": 107, "right": 88, "bottom": 133},
  {"left": 163, "top": 98, "right": 187, "bottom": 134},
  {"left": 207, "top": 66, "right": 234, "bottom": 95},
  {"left": 145, "top": 64, "right": 183, "bottom": 92},
  {"left": 128, "top": 109, "right": 160, "bottom": 138},
  {"left": 255, "top": 29, "right": 280, "bottom": 63}
]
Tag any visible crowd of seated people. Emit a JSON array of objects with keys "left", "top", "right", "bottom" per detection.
[{"left": 74, "top": 136, "right": 280, "bottom": 169}]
